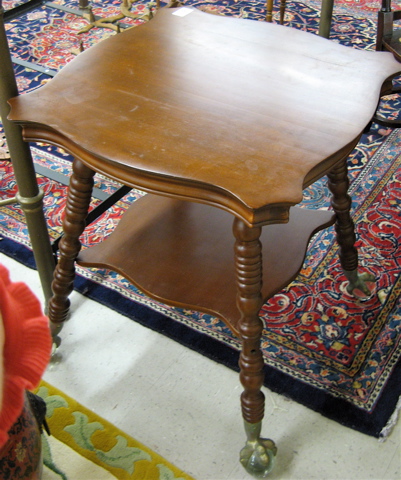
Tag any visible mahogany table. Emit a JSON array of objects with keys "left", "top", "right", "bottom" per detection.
[{"left": 8, "top": 7, "right": 401, "bottom": 476}]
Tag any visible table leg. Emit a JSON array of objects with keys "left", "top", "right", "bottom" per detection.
[
  {"left": 265, "top": 0, "right": 273, "bottom": 22},
  {"left": 48, "top": 158, "right": 94, "bottom": 336},
  {"left": 318, "top": 0, "right": 334, "bottom": 38},
  {"left": 0, "top": 4, "right": 55, "bottom": 309},
  {"left": 327, "top": 159, "right": 375, "bottom": 298},
  {"left": 279, "top": 0, "right": 286, "bottom": 24},
  {"left": 233, "top": 218, "right": 277, "bottom": 478}
]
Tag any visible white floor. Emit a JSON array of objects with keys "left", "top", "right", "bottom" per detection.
[{"left": 1, "top": 252, "right": 400, "bottom": 480}]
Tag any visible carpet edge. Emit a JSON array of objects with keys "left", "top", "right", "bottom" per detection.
[{"left": 34, "top": 379, "right": 195, "bottom": 480}]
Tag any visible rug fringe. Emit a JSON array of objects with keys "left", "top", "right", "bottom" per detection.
[{"left": 379, "top": 395, "right": 401, "bottom": 441}]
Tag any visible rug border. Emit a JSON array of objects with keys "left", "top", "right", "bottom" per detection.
[{"left": 35, "top": 379, "right": 196, "bottom": 480}]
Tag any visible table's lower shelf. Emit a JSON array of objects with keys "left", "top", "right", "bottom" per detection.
[{"left": 78, "top": 195, "right": 335, "bottom": 334}]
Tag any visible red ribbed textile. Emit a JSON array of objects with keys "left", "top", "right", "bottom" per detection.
[{"left": 0, "top": 264, "right": 52, "bottom": 447}]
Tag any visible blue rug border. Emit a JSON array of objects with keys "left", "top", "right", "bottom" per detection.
[{"left": 1, "top": 236, "right": 400, "bottom": 438}]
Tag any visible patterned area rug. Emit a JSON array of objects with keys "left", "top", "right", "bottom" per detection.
[
  {"left": 36, "top": 381, "right": 194, "bottom": 480},
  {"left": 1, "top": 0, "right": 400, "bottom": 438}
]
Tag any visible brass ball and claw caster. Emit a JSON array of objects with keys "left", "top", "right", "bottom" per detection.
[
  {"left": 50, "top": 319, "right": 63, "bottom": 354},
  {"left": 240, "top": 421, "right": 277, "bottom": 478},
  {"left": 344, "top": 268, "right": 375, "bottom": 299}
]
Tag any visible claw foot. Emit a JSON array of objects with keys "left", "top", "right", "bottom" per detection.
[
  {"left": 240, "top": 421, "right": 277, "bottom": 478},
  {"left": 240, "top": 438, "right": 277, "bottom": 478},
  {"left": 49, "top": 319, "right": 63, "bottom": 352},
  {"left": 50, "top": 320, "right": 63, "bottom": 339},
  {"left": 51, "top": 335, "right": 61, "bottom": 352},
  {"left": 344, "top": 269, "right": 375, "bottom": 300}
]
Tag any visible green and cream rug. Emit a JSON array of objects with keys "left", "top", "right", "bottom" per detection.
[{"left": 35, "top": 381, "right": 194, "bottom": 480}]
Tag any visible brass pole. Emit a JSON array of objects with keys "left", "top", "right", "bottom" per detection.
[
  {"left": 318, "top": 0, "right": 334, "bottom": 38},
  {"left": 0, "top": 0, "right": 55, "bottom": 308}
]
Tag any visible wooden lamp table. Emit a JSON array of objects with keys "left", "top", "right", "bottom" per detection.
[{"left": 8, "top": 8, "right": 401, "bottom": 477}]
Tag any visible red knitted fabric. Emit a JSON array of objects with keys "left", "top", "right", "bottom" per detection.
[{"left": 0, "top": 264, "right": 52, "bottom": 448}]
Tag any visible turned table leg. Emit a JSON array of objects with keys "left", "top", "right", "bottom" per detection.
[
  {"left": 233, "top": 218, "right": 277, "bottom": 478},
  {"left": 327, "top": 159, "right": 375, "bottom": 298},
  {"left": 48, "top": 159, "right": 95, "bottom": 336}
]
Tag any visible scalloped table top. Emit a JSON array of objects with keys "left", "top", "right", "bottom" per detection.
[{"left": 8, "top": 7, "right": 401, "bottom": 225}]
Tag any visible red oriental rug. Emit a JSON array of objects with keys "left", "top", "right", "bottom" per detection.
[{"left": 1, "top": 0, "right": 400, "bottom": 439}]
